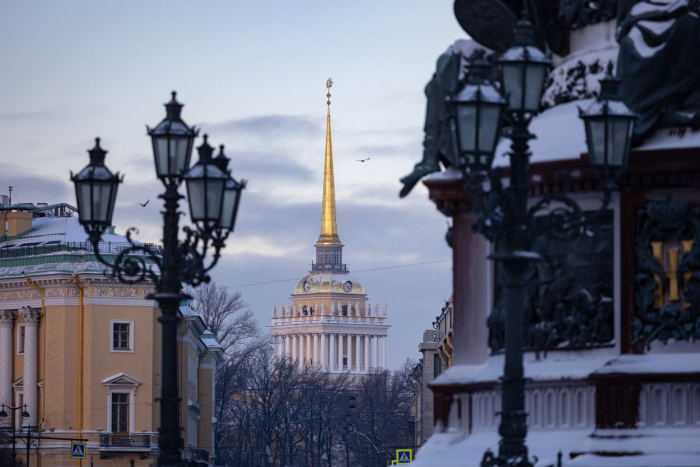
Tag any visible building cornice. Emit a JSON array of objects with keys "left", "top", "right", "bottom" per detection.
[{"left": 0, "top": 275, "right": 155, "bottom": 307}]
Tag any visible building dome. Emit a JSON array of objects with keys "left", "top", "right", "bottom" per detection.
[{"left": 294, "top": 272, "right": 364, "bottom": 295}]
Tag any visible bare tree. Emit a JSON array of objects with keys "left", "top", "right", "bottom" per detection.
[
  {"left": 184, "top": 281, "right": 263, "bottom": 355},
  {"left": 184, "top": 281, "right": 269, "bottom": 464}
]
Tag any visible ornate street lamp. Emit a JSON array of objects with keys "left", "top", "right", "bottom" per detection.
[
  {"left": 147, "top": 92, "right": 199, "bottom": 181},
  {"left": 71, "top": 138, "right": 122, "bottom": 238},
  {"left": 183, "top": 135, "right": 228, "bottom": 232},
  {"left": 71, "top": 92, "right": 244, "bottom": 467},
  {"left": 451, "top": 58, "right": 507, "bottom": 173},
  {"left": 580, "top": 70, "right": 636, "bottom": 185},
  {"left": 214, "top": 145, "right": 245, "bottom": 233},
  {"left": 445, "top": 15, "right": 634, "bottom": 467},
  {"left": 498, "top": 14, "right": 551, "bottom": 116}
]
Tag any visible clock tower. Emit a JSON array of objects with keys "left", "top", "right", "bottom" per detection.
[{"left": 268, "top": 79, "right": 390, "bottom": 373}]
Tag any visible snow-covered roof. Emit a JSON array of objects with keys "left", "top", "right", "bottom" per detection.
[
  {"left": 1, "top": 216, "right": 130, "bottom": 247},
  {"left": 432, "top": 354, "right": 611, "bottom": 386},
  {"left": 591, "top": 353, "right": 700, "bottom": 376},
  {"left": 432, "top": 352, "right": 700, "bottom": 387},
  {"left": 200, "top": 329, "right": 222, "bottom": 349},
  {"left": 0, "top": 216, "right": 161, "bottom": 279}
]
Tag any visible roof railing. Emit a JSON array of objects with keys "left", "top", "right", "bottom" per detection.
[{"left": 0, "top": 241, "right": 163, "bottom": 259}]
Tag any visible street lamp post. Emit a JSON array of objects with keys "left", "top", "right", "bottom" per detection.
[
  {"left": 70, "top": 92, "right": 245, "bottom": 467},
  {"left": 0, "top": 404, "right": 30, "bottom": 467},
  {"left": 438, "top": 13, "right": 636, "bottom": 467}
]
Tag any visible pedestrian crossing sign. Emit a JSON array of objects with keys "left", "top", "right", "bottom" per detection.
[
  {"left": 71, "top": 442, "right": 86, "bottom": 459},
  {"left": 396, "top": 449, "right": 412, "bottom": 464}
]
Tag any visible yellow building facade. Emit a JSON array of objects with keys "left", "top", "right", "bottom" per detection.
[
  {"left": 269, "top": 80, "right": 390, "bottom": 372},
  {"left": 0, "top": 203, "right": 221, "bottom": 466}
]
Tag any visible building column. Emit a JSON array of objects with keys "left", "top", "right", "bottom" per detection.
[
  {"left": 321, "top": 333, "right": 327, "bottom": 370},
  {"left": 292, "top": 335, "right": 298, "bottom": 362},
  {"left": 355, "top": 334, "right": 361, "bottom": 372},
  {"left": 372, "top": 334, "right": 378, "bottom": 371},
  {"left": 338, "top": 334, "right": 345, "bottom": 371},
  {"left": 298, "top": 335, "right": 304, "bottom": 368},
  {"left": 330, "top": 334, "right": 337, "bottom": 371},
  {"left": 19, "top": 307, "right": 40, "bottom": 427},
  {"left": 453, "top": 212, "right": 490, "bottom": 365},
  {"left": 0, "top": 311, "right": 14, "bottom": 424},
  {"left": 364, "top": 335, "right": 370, "bottom": 372},
  {"left": 313, "top": 334, "right": 319, "bottom": 367},
  {"left": 284, "top": 335, "right": 290, "bottom": 359},
  {"left": 306, "top": 334, "right": 312, "bottom": 366},
  {"left": 381, "top": 336, "right": 386, "bottom": 370}
]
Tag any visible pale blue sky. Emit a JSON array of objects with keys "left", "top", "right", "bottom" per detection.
[{"left": 0, "top": 1, "right": 467, "bottom": 369}]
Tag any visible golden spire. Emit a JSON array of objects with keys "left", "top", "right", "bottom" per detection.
[{"left": 316, "top": 78, "right": 342, "bottom": 246}]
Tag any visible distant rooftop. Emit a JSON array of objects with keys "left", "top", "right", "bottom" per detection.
[{"left": 0, "top": 214, "right": 161, "bottom": 278}]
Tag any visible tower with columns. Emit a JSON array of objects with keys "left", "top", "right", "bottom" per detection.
[{"left": 269, "top": 79, "right": 390, "bottom": 374}]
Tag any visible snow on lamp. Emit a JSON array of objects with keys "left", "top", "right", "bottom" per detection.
[
  {"left": 453, "top": 58, "right": 506, "bottom": 172},
  {"left": 498, "top": 15, "right": 551, "bottom": 114},
  {"left": 579, "top": 71, "right": 636, "bottom": 182}
]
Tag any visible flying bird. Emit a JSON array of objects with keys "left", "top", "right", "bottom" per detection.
[
  {"left": 138, "top": 200, "right": 150, "bottom": 207},
  {"left": 356, "top": 158, "right": 371, "bottom": 162}
]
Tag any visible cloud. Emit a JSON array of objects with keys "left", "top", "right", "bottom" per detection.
[
  {"left": 200, "top": 114, "right": 322, "bottom": 139},
  {"left": 0, "top": 106, "right": 68, "bottom": 122},
  {"left": 352, "top": 141, "right": 421, "bottom": 157},
  {"left": 228, "top": 150, "right": 316, "bottom": 182},
  {"left": 0, "top": 163, "right": 72, "bottom": 204}
]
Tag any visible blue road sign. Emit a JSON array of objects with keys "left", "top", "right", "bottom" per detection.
[
  {"left": 71, "top": 442, "right": 86, "bottom": 459},
  {"left": 397, "top": 449, "right": 412, "bottom": 464}
]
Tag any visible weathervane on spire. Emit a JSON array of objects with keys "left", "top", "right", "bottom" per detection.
[{"left": 326, "top": 77, "right": 333, "bottom": 105}]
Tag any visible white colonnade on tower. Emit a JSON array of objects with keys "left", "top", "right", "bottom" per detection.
[{"left": 270, "top": 301, "right": 389, "bottom": 373}]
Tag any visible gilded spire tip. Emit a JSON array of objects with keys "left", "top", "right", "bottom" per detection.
[
  {"left": 326, "top": 77, "right": 332, "bottom": 105},
  {"left": 317, "top": 77, "right": 341, "bottom": 246}
]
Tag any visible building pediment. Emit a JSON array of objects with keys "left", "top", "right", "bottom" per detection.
[{"left": 102, "top": 373, "right": 142, "bottom": 387}]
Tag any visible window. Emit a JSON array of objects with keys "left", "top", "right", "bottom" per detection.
[
  {"left": 113, "top": 324, "right": 129, "bottom": 349},
  {"left": 342, "top": 305, "right": 348, "bottom": 316},
  {"left": 111, "top": 393, "right": 129, "bottom": 433},
  {"left": 17, "top": 325, "right": 25, "bottom": 354},
  {"left": 188, "top": 356, "right": 198, "bottom": 389},
  {"left": 15, "top": 393, "right": 23, "bottom": 427},
  {"left": 325, "top": 251, "right": 331, "bottom": 264},
  {"left": 434, "top": 353, "right": 442, "bottom": 379},
  {"left": 110, "top": 320, "right": 134, "bottom": 352},
  {"left": 343, "top": 357, "right": 348, "bottom": 367},
  {"left": 335, "top": 251, "right": 340, "bottom": 265}
]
